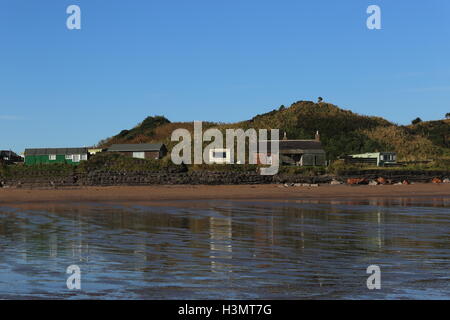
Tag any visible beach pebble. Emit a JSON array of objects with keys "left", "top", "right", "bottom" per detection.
[{"left": 347, "top": 178, "right": 367, "bottom": 185}]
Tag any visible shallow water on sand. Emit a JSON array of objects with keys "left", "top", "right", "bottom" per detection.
[{"left": 0, "top": 198, "right": 449, "bottom": 299}]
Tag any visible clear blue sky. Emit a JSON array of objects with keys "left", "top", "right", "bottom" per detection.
[{"left": 1, "top": 0, "right": 450, "bottom": 152}]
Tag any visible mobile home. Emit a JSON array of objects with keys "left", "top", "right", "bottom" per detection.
[
  {"left": 346, "top": 152, "right": 397, "bottom": 167},
  {"left": 24, "top": 148, "right": 89, "bottom": 165}
]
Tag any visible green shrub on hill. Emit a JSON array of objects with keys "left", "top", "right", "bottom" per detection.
[
  {"left": 429, "top": 158, "right": 450, "bottom": 170},
  {"left": 76, "top": 152, "right": 181, "bottom": 173},
  {"left": 363, "top": 125, "right": 442, "bottom": 161},
  {"left": 99, "top": 115, "right": 171, "bottom": 146},
  {"left": 406, "top": 120, "right": 450, "bottom": 149}
]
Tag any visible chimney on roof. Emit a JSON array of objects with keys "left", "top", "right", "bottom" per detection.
[{"left": 315, "top": 130, "right": 320, "bottom": 142}]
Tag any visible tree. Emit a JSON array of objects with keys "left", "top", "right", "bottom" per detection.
[
  {"left": 411, "top": 117, "right": 422, "bottom": 125},
  {"left": 446, "top": 112, "right": 450, "bottom": 119},
  {"left": 317, "top": 97, "right": 323, "bottom": 103}
]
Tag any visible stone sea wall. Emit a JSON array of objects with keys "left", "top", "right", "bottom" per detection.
[
  {"left": 338, "top": 169, "right": 450, "bottom": 183},
  {"left": 0, "top": 169, "right": 449, "bottom": 188}
]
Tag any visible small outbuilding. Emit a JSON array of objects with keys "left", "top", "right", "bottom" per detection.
[
  {"left": 24, "top": 148, "right": 89, "bottom": 165},
  {"left": 107, "top": 143, "right": 167, "bottom": 160},
  {"left": 345, "top": 152, "right": 397, "bottom": 167}
]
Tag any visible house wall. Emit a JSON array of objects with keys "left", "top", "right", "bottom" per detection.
[
  {"left": 25, "top": 154, "right": 87, "bottom": 165},
  {"left": 208, "top": 148, "right": 231, "bottom": 164},
  {"left": 378, "top": 153, "right": 397, "bottom": 166},
  {"left": 115, "top": 151, "right": 163, "bottom": 160},
  {"left": 299, "top": 153, "right": 326, "bottom": 166},
  {"left": 254, "top": 152, "right": 326, "bottom": 166},
  {"left": 314, "top": 154, "right": 326, "bottom": 166},
  {"left": 351, "top": 153, "right": 380, "bottom": 159}
]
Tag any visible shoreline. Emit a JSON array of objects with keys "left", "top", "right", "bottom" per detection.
[{"left": 1, "top": 184, "right": 450, "bottom": 207}]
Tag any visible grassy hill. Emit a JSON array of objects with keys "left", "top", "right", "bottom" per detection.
[
  {"left": 406, "top": 119, "right": 450, "bottom": 150},
  {"left": 98, "top": 100, "right": 450, "bottom": 161}
]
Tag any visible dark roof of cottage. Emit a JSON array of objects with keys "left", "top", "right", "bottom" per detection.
[
  {"left": 279, "top": 140, "right": 323, "bottom": 150},
  {"left": 24, "top": 148, "right": 88, "bottom": 156},
  {"left": 107, "top": 143, "right": 165, "bottom": 152},
  {"left": 258, "top": 140, "right": 324, "bottom": 152}
]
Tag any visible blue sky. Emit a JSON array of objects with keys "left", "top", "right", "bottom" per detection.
[{"left": 1, "top": 0, "right": 450, "bottom": 152}]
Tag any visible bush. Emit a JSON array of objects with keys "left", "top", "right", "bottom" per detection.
[
  {"left": 189, "top": 163, "right": 259, "bottom": 173},
  {"left": 412, "top": 117, "right": 422, "bottom": 125},
  {"left": 327, "top": 160, "right": 372, "bottom": 175},
  {"left": 0, "top": 163, "right": 74, "bottom": 178},
  {"left": 363, "top": 125, "right": 442, "bottom": 161},
  {"left": 76, "top": 152, "right": 179, "bottom": 173},
  {"left": 429, "top": 158, "right": 450, "bottom": 170},
  {"left": 278, "top": 165, "right": 326, "bottom": 176}
]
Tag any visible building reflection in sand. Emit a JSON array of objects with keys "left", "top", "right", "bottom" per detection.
[{"left": 0, "top": 197, "right": 448, "bottom": 299}]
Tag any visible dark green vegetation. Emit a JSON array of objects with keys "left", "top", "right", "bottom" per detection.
[
  {"left": 97, "top": 116, "right": 171, "bottom": 146},
  {"left": 0, "top": 163, "right": 74, "bottom": 178},
  {"left": 411, "top": 117, "right": 422, "bottom": 125},
  {"left": 76, "top": 152, "right": 183, "bottom": 173},
  {"left": 406, "top": 119, "right": 450, "bottom": 150}
]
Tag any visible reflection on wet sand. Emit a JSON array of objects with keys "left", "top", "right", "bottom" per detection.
[
  {"left": 209, "top": 214, "right": 232, "bottom": 273},
  {"left": 0, "top": 197, "right": 449, "bottom": 299}
]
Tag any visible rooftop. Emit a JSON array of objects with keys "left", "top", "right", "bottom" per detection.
[
  {"left": 108, "top": 143, "right": 165, "bottom": 152},
  {"left": 258, "top": 140, "right": 324, "bottom": 152},
  {"left": 24, "top": 148, "right": 89, "bottom": 156}
]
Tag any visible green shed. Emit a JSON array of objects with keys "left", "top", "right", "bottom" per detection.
[{"left": 24, "top": 148, "right": 89, "bottom": 165}]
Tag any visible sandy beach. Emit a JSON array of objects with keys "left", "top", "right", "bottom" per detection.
[{"left": 1, "top": 183, "right": 449, "bottom": 207}]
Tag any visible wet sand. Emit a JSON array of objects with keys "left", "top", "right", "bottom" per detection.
[
  {"left": 2, "top": 187, "right": 449, "bottom": 299},
  {"left": 1, "top": 183, "right": 449, "bottom": 207}
]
